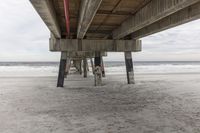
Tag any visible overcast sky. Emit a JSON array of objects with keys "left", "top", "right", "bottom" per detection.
[{"left": 0, "top": 0, "right": 200, "bottom": 62}]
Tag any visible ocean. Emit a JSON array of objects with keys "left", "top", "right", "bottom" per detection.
[{"left": 0, "top": 61, "right": 200, "bottom": 77}]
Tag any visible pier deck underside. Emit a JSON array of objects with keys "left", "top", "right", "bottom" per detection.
[{"left": 30, "top": 0, "right": 200, "bottom": 86}]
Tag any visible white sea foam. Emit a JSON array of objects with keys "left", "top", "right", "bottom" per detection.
[
  {"left": 0, "top": 62, "right": 200, "bottom": 77},
  {"left": 106, "top": 64, "right": 200, "bottom": 75},
  {"left": 0, "top": 66, "right": 58, "bottom": 77}
]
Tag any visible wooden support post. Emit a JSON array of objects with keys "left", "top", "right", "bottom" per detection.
[
  {"left": 94, "top": 52, "right": 102, "bottom": 86},
  {"left": 83, "top": 58, "right": 87, "bottom": 78},
  {"left": 124, "top": 52, "right": 135, "bottom": 84},
  {"left": 57, "top": 52, "right": 67, "bottom": 87},
  {"left": 101, "top": 56, "right": 105, "bottom": 77},
  {"left": 90, "top": 58, "right": 94, "bottom": 74}
]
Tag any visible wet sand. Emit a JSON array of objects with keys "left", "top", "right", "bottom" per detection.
[{"left": 0, "top": 74, "right": 200, "bottom": 133}]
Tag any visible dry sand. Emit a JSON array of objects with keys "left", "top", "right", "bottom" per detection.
[{"left": 1, "top": 73, "right": 200, "bottom": 133}]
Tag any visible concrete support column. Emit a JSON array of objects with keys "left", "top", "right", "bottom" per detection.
[
  {"left": 87, "top": 60, "right": 89, "bottom": 72},
  {"left": 79, "top": 60, "right": 82, "bottom": 75},
  {"left": 94, "top": 52, "right": 102, "bottom": 86},
  {"left": 83, "top": 58, "right": 87, "bottom": 78},
  {"left": 101, "top": 56, "right": 105, "bottom": 77},
  {"left": 73, "top": 60, "right": 82, "bottom": 74},
  {"left": 57, "top": 52, "right": 67, "bottom": 87},
  {"left": 65, "top": 58, "right": 71, "bottom": 78},
  {"left": 90, "top": 58, "right": 95, "bottom": 74},
  {"left": 124, "top": 52, "right": 135, "bottom": 84}
]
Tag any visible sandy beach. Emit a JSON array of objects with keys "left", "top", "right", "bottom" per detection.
[
  {"left": 2, "top": 0, "right": 200, "bottom": 132},
  {"left": 1, "top": 73, "right": 200, "bottom": 133}
]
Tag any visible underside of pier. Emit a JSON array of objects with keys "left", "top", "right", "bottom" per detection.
[{"left": 30, "top": 0, "right": 200, "bottom": 87}]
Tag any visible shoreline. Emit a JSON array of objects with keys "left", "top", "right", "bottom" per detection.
[{"left": 1, "top": 72, "right": 200, "bottom": 77}]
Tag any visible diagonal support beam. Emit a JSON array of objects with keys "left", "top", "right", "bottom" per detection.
[
  {"left": 113, "top": 0, "right": 200, "bottom": 39},
  {"left": 30, "top": 0, "right": 61, "bottom": 38},
  {"left": 77, "top": 0, "right": 102, "bottom": 39},
  {"left": 132, "top": 2, "right": 200, "bottom": 39}
]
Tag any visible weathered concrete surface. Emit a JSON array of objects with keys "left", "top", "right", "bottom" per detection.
[
  {"left": 30, "top": 0, "right": 61, "bottom": 38},
  {"left": 94, "top": 53, "right": 102, "bottom": 86},
  {"left": 83, "top": 58, "right": 87, "bottom": 78},
  {"left": 50, "top": 39, "right": 142, "bottom": 52},
  {"left": 124, "top": 52, "right": 135, "bottom": 84},
  {"left": 57, "top": 52, "right": 67, "bottom": 87},
  {"left": 113, "top": 0, "right": 200, "bottom": 39},
  {"left": 1, "top": 74, "right": 200, "bottom": 132},
  {"left": 77, "top": 0, "right": 102, "bottom": 39},
  {"left": 63, "top": 52, "right": 107, "bottom": 59},
  {"left": 132, "top": 1, "right": 200, "bottom": 39}
]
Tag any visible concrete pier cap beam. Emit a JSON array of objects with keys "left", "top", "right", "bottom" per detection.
[
  {"left": 55, "top": 52, "right": 107, "bottom": 60},
  {"left": 49, "top": 39, "right": 142, "bottom": 52}
]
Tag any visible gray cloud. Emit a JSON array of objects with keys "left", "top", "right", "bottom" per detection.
[
  {"left": 137, "top": 19, "right": 200, "bottom": 61},
  {"left": 0, "top": 0, "right": 200, "bottom": 61},
  {"left": 0, "top": 0, "right": 60, "bottom": 61}
]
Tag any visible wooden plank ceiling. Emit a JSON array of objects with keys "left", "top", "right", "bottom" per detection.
[{"left": 52, "top": 0, "right": 151, "bottom": 39}]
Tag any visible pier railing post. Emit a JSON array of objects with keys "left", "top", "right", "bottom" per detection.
[
  {"left": 94, "top": 52, "right": 102, "bottom": 86},
  {"left": 57, "top": 52, "right": 67, "bottom": 87},
  {"left": 83, "top": 58, "right": 87, "bottom": 78},
  {"left": 124, "top": 52, "right": 135, "bottom": 84}
]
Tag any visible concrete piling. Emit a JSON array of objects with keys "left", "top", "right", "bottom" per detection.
[
  {"left": 94, "top": 52, "right": 102, "bottom": 86},
  {"left": 64, "top": 58, "right": 71, "bottom": 78},
  {"left": 101, "top": 56, "right": 105, "bottom": 77},
  {"left": 90, "top": 58, "right": 95, "bottom": 74},
  {"left": 57, "top": 52, "right": 67, "bottom": 87},
  {"left": 83, "top": 58, "right": 87, "bottom": 78},
  {"left": 124, "top": 52, "right": 135, "bottom": 84}
]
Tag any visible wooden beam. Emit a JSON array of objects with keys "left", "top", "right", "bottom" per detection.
[
  {"left": 77, "top": 0, "right": 103, "bottom": 39},
  {"left": 113, "top": 0, "right": 200, "bottom": 39},
  {"left": 132, "top": 2, "right": 200, "bottom": 39},
  {"left": 49, "top": 39, "right": 142, "bottom": 52},
  {"left": 30, "top": 0, "right": 61, "bottom": 38}
]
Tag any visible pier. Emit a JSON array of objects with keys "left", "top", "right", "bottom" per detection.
[{"left": 30, "top": 0, "right": 200, "bottom": 87}]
